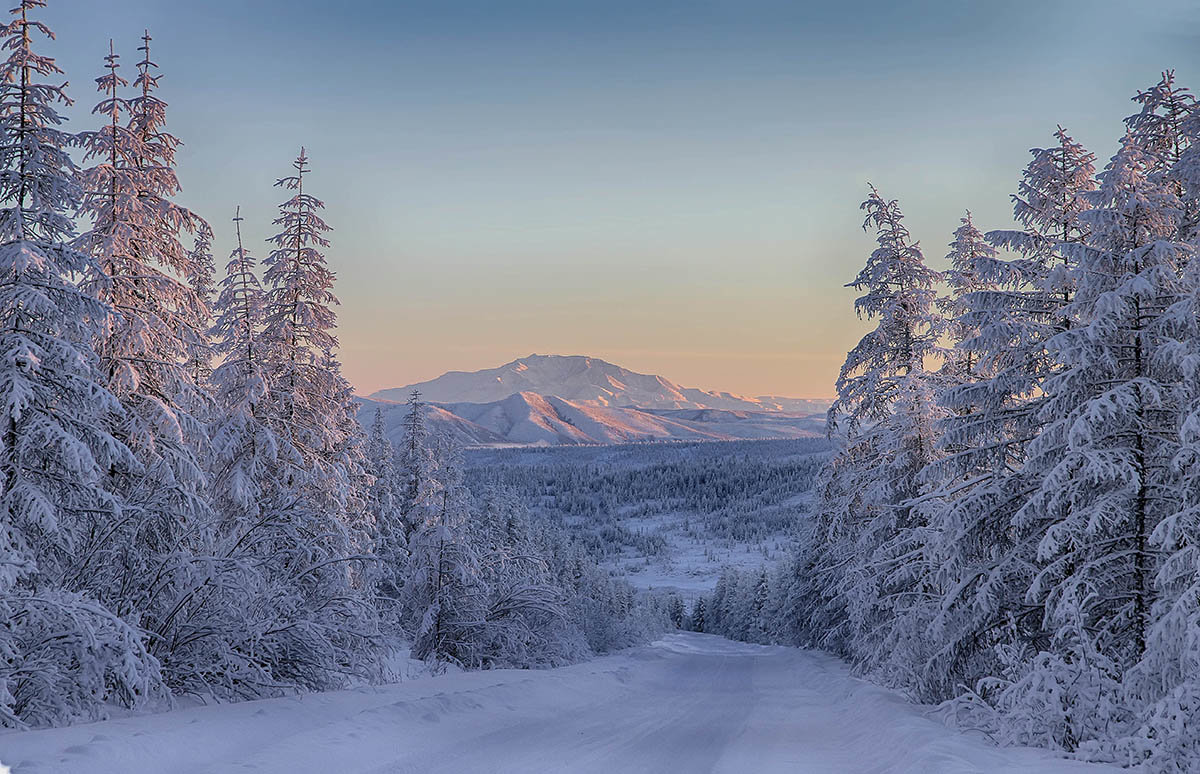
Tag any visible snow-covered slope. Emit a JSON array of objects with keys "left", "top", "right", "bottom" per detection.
[
  {"left": 357, "top": 392, "right": 825, "bottom": 448},
  {"left": 370, "top": 354, "right": 831, "bottom": 414},
  {"left": 361, "top": 354, "right": 830, "bottom": 446},
  {"left": 2, "top": 633, "right": 1115, "bottom": 774}
]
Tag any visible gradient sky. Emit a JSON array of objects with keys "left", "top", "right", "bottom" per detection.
[{"left": 35, "top": 0, "right": 1200, "bottom": 397}]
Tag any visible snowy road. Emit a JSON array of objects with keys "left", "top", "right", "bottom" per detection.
[{"left": 3, "top": 633, "right": 1115, "bottom": 774}]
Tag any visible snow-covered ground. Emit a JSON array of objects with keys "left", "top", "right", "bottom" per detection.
[{"left": 2, "top": 633, "right": 1115, "bottom": 774}]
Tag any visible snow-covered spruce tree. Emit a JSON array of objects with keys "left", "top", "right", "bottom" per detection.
[
  {"left": 190, "top": 208, "right": 317, "bottom": 698},
  {"left": 258, "top": 148, "right": 382, "bottom": 685},
  {"left": 186, "top": 220, "right": 215, "bottom": 389},
  {"left": 398, "top": 388, "right": 439, "bottom": 539},
  {"left": 749, "top": 568, "right": 770, "bottom": 643},
  {"left": 261, "top": 149, "right": 340, "bottom": 494},
  {"left": 690, "top": 596, "right": 707, "bottom": 633},
  {"left": 977, "top": 134, "right": 1192, "bottom": 755},
  {"left": 717, "top": 569, "right": 745, "bottom": 639},
  {"left": 472, "top": 486, "right": 585, "bottom": 667},
  {"left": 770, "top": 552, "right": 814, "bottom": 646},
  {"left": 261, "top": 148, "right": 372, "bottom": 528},
  {"left": 708, "top": 570, "right": 729, "bottom": 633},
  {"left": 208, "top": 207, "right": 279, "bottom": 528},
  {"left": 928, "top": 128, "right": 1098, "bottom": 708},
  {"left": 72, "top": 33, "right": 217, "bottom": 684},
  {"left": 705, "top": 568, "right": 770, "bottom": 645},
  {"left": 1125, "top": 71, "right": 1194, "bottom": 183},
  {"left": 366, "top": 406, "right": 406, "bottom": 619},
  {"left": 402, "top": 441, "right": 485, "bottom": 670},
  {"left": 1125, "top": 240, "right": 1200, "bottom": 769},
  {"left": 1167, "top": 79, "right": 1200, "bottom": 244},
  {"left": 805, "top": 186, "right": 947, "bottom": 695},
  {"left": 1125, "top": 71, "right": 1197, "bottom": 246},
  {"left": 764, "top": 560, "right": 792, "bottom": 643},
  {"left": 0, "top": 2, "right": 164, "bottom": 728},
  {"left": 667, "top": 595, "right": 685, "bottom": 629},
  {"left": 937, "top": 211, "right": 998, "bottom": 383}
]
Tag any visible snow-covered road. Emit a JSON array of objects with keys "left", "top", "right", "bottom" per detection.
[{"left": 2, "top": 633, "right": 1115, "bottom": 774}]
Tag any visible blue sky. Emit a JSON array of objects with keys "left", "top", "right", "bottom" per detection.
[{"left": 37, "top": 0, "right": 1200, "bottom": 396}]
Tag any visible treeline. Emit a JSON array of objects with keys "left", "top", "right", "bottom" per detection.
[
  {"left": 369, "top": 396, "right": 668, "bottom": 671},
  {"left": 681, "top": 565, "right": 789, "bottom": 644},
  {"left": 0, "top": 1, "right": 661, "bottom": 730},
  {"left": 467, "top": 438, "right": 829, "bottom": 561},
  {"left": 769, "top": 71, "right": 1200, "bottom": 770}
]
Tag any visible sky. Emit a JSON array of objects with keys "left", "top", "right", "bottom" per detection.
[{"left": 35, "top": 0, "right": 1200, "bottom": 398}]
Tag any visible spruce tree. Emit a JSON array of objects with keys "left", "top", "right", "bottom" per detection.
[
  {"left": 923, "top": 128, "right": 1097, "bottom": 703},
  {"left": 402, "top": 442, "right": 483, "bottom": 670},
  {"left": 818, "top": 186, "right": 947, "bottom": 692},
  {"left": 366, "top": 406, "right": 405, "bottom": 613},
  {"left": 974, "top": 135, "right": 1191, "bottom": 753},
  {"left": 1125, "top": 71, "right": 1194, "bottom": 181},
  {"left": 937, "top": 211, "right": 997, "bottom": 382},
  {"left": 72, "top": 32, "right": 211, "bottom": 642},
  {"left": 0, "top": 2, "right": 161, "bottom": 727},
  {"left": 186, "top": 220, "right": 215, "bottom": 388},
  {"left": 399, "top": 388, "right": 438, "bottom": 538},
  {"left": 258, "top": 148, "right": 382, "bottom": 684},
  {"left": 209, "top": 206, "right": 289, "bottom": 527},
  {"left": 691, "top": 596, "right": 707, "bottom": 633}
]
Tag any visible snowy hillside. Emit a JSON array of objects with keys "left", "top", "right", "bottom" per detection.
[
  {"left": 358, "top": 391, "right": 826, "bottom": 448},
  {"left": 370, "top": 354, "right": 832, "bottom": 414}
]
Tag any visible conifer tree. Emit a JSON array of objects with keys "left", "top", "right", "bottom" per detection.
[
  {"left": 402, "top": 443, "right": 483, "bottom": 670},
  {"left": 260, "top": 148, "right": 367, "bottom": 523},
  {"left": 1127, "top": 71, "right": 1197, "bottom": 244},
  {"left": 691, "top": 596, "right": 707, "bottom": 632},
  {"left": 209, "top": 206, "right": 287, "bottom": 527},
  {"left": 72, "top": 32, "right": 211, "bottom": 642},
  {"left": 997, "top": 134, "right": 1192, "bottom": 752},
  {"left": 751, "top": 569, "right": 770, "bottom": 643},
  {"left": 1125, "top": 71, "right": 1195, "bottom": 180},
  {"left": 399, "top": 388, "right": 438, "bottom": 538},
  {"left": 937, "top": 211, "right": 997, "bottom": 382},
  {"left": 667, "top": 596, "right": 685, "bottom": 629},
  {"left": 815, "top": 186, "right": 947, "bottom": 691},
  {"left": 261, "top": 148, "right": 336, "bottom": 466},
  {"left": 0, "top": 2, "right": 161, "bottom": 727},
  {"left": 922, "top": 129, "right": 1098, "bottom": 702},
  {"left": 366, "top": 406, "right": 405, "bottom": 611},
  {"left": 186, "top": 220, "right": 215, "bottom": 388},
  {"left": 257, "top": 148, "right": 383, "bottom": 683}
]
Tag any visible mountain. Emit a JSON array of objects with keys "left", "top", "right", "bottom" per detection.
[
  {"left": 369, "top": 354, "right": 831, "bottom": 414},
  {"left": 358, "top": 355, "right": 830, "bottom": 448},
  {"left": 357, "top": 392, "right": 825, "bottom": 448}
]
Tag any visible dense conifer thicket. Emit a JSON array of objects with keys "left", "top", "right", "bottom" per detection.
[
  {"left": 0, "top": 1, "right": 663, "bottom": 729},
  {"left": 701, "top": 70, "right": 1200, "bottom": 771},
  {"left": 466, "top": 438, "right": 829, "bottom": 564}
]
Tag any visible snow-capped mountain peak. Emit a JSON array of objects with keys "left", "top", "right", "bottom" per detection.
[{"left": 369, "top": 354, "right": 828, "bottom": 414}]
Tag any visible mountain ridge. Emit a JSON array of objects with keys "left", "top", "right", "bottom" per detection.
[
  {"left": 357, "top": 390, "right": 826, "bottom": 448},
  {"left": 358, "top": 355, "right": 830, "bottom": 448},
  {"left": 369, "top": 354, "right": 830, "bottom": 414}
]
